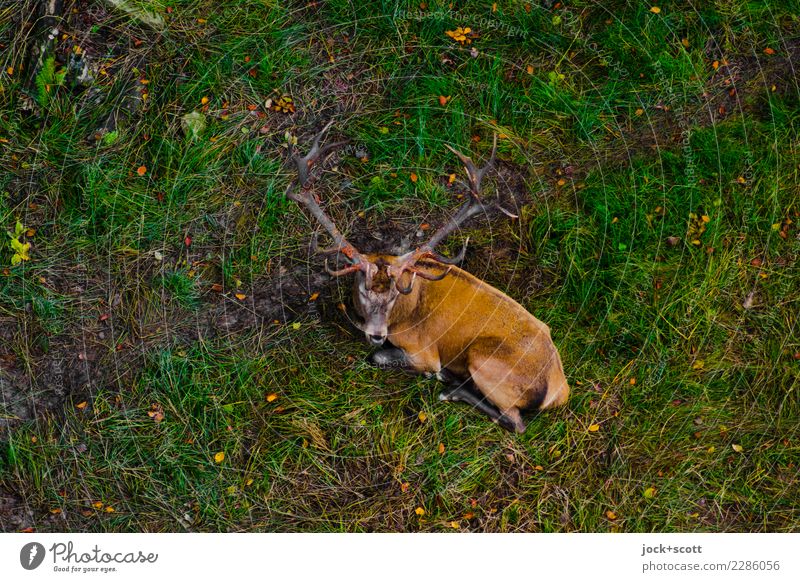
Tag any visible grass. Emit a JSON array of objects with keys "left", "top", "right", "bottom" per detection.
[{"left": 0, "top": 0, "right": 798, "bottom": 532}]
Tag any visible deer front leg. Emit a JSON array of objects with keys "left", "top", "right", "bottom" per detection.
[{"left": 369, "top": 347, "right": 411, "bottom": 370}]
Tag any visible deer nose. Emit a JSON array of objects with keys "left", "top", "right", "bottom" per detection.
[{"left": 369, "top": 334, "right": 386, "bottom": 346}]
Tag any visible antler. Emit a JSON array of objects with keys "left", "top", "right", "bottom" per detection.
[
  {"left": 390, "top": 134, "right": 516, "bottom": 293},
  {"left": 285, "top": 121, "right": 365, "bottom": 272}
]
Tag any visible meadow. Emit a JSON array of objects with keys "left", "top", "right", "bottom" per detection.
[{"left": 0, "top": 0, "right": 797, "bottom": 532}]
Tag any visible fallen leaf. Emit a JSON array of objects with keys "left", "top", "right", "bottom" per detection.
[
  {"left": 418, "top": 411, "right": 427, "bottom": 422},
  {"left": 732, "top": 444, "right": 743, "bottom": 453},
  {"left": 410, "top": 173, "right": 418, "bottom": 183},
  {"left": 309, "top": 292, "right": 320, "bottom": 301},
  {"left": 92, "top": 501, "right": 104, "bottom": 509},
  {"left": 266, "top": 393, "right": 278, "bottom": 402},
  {"left": 438, "top": 442, "right": 445, "bottom": 454},
  {"left": 635, "top": 108, "right": 644, "bottom": 116},
  {"left": 235, "top": 293, "right": 247, "bottom": 300},
  {"left": 76, "top": 401, "right": 88, "bottom": 410},
  {"left": 104, "top": 506, "right": 115, "bottom": 513},
  {"left": 644, "top": 486, "right": 657, "bottom": 499},
  {"left": 606, "top": 510, "right": 618, "bottom": 520},
  {"left": 415, "top": 507, "right": 425, "bottom": 516},
  {"left": 400, "top": 482, "right": 410, "bottom": 493},
  {"left": 588, "top": 424, "right": 600, "bottom": 432},
  {"left": 763, "top": 47, "right": 775, "bottom": 55},
  {"left": 214, "top": 451, "right": 225, "bottom": 463},
  {"left": 136, "top": 165, "right": 147, "bottom": 176},
  {"left": 650, "top": 6, "right": 661, "bottom": 13},
  {"left": 438, "top": 95, "right": 450, "bottom": 106}
]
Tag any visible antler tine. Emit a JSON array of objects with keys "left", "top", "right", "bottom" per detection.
[
  {"left": 285, "top": 122, "right": 363, "bottom": 267},
  {"left": 444, "top": 133, "right": 497, "bottom": 197},
  {"left": 292, "top": 120, "right": 351, "bottom": 187}
]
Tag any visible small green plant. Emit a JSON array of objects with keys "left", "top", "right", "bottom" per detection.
[
  {"left": 6, "top": 220, "right": 30, "bottom": 265},
  {"left": 34, "top": 55, "right": 67, "bottom": 107}
]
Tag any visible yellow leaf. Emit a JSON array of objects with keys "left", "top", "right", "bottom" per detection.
[
  {"left": 235, "top": 293, "right": 247, "bottom": 300},
  {"left": 650, "top": 6, "right": 661, "bottom": 13},
  {"left": 214, "top": 451, "right": 225, "bottom": 463},
  {"left": 201, "top": 96, "right": 209, "bottom": 105},
  {"left": 588, "top": 424, "right": 600, "bottom": 432},
  {"left": 418, "top": 411, "right": 427, "bottom": 422},
  {"left": 644, "top": 486, "right": 656, "bottom": 499},
  {"left": 681, "top": 38, "right": 689, "bottom": 48},
  {"left": 92, "top": 501, "right": 104, "bottom": 509},
  {"left": 76, "top": 401, "right": 88, "bottom": 410},
  {"left": 400, "top": 482, "right": 410, "bottom": 493},
  {"left": 104, "top": 506, "right": 115, "bottom": 513},
  {"left": 292, "top": 322, "right": 301, "bottom": 330},
  {"left": 732, "top": 444, "right": 743, "bottom": 453},
  {"left": 415, "top": 507, "right": 425, "bottom": 516},
  {"left": 635, "top": 108, "right": 644, "bottom": 116},
  {"left": 449, "top": 521, "right": 460, "bottom": 529},
  {"left": 266, "top": 393, "right": 278, "bottom": 402},
  {"left": 606, "top": 510, "right": 618, "bottom": 520},
  {"left": 309, "top": 292, "right": 320, "bottom": 301}
]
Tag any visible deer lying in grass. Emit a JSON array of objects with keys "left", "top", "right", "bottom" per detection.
[{"left": 284, "top": 122, "right": 569, "bottom": 433}]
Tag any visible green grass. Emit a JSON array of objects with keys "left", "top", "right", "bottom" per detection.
[{"left": 0, "top": 0, "right": 798, "bottom": 532}]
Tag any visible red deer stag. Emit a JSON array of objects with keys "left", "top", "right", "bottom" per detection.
[{"left": 284, "top": 122, "right": 569, "bottom": 433}]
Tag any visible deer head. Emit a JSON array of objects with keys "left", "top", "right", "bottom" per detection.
[{"left": 284, "top": 123, "right": 514, "bottom": 346}]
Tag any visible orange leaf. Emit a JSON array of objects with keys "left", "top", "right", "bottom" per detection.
[
  {"left": 266, "top": 393, "right": 278, "bottom": 402},
  {"left": 235, "top": 293, "right": 247, "bottom": 300},
  {"left": 415, "top": 507, "right": 425, "bottom": 516},
  {"left": 410, "top": 173, "right": 418, "bottom": 183},
  {"left": 764, "top": 47, "right": 775, "bottom": 55},
  {"left": 438, "top": 95, "right": 450, "bottom": 106},
  {"left": 76, "top": 401, "right": 88, "bottom": 410},
  {"left": 438, "top": 442, "right": 445, "bottom": 454},
  {"left": 649, "top": 6, "right": 661, "bottom": 13},
  {"left": 136, "top": 165, "right": 147, "bottom": 176}
]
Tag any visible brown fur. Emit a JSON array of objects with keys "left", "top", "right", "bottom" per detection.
[{"left": 362, "top": 254, "right": 569, "bottom": 432}]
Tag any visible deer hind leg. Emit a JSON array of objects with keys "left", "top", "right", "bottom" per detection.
[
  {"left": 439, "top": 382, "right": 520, "bottom": 433},
  {"left": 466, "top": 352, "right": 529, "bottom": 434}
]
